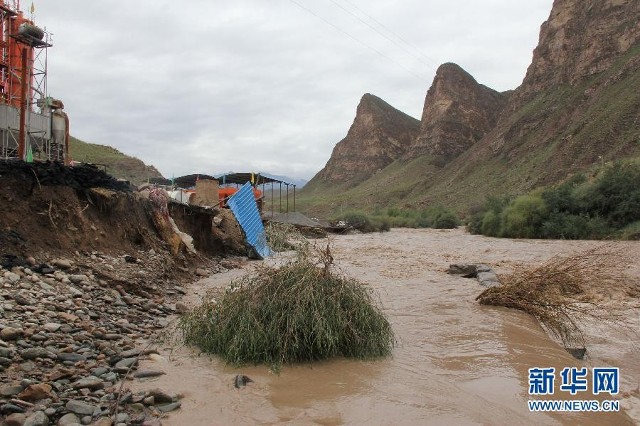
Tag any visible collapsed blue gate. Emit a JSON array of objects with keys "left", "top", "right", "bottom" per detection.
[{"left": 227, "top": 182, "right": 271, "bottom": 258}]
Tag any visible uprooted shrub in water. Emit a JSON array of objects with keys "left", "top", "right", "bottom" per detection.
[
  {"left": 264, "top": 221, "right": 309, "bottom": 252},
  {"left": 476, "top": 245, "right": 626, "bottom": 349},
  {"left": 179, "top": 245, "right": 395, "bottom": 370}
]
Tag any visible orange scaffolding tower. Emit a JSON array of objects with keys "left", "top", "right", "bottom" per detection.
[{"left": 0, "top": 0, "right": 68, "bottom": 163}]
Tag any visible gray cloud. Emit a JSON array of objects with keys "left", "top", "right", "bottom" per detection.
[{"left": 32, "top": 0, "right": 553, "bottom": 179}]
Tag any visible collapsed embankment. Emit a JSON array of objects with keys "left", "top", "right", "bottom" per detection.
[
  {"left": 0, "top": 161, "right": 247, "bottom": 425},
  {"left": 0, "top": 160, "right": 245, "bottom": 262}
]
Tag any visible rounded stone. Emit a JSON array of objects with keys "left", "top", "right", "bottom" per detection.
[
  {"left": 0, "top": 327, "right": 23, "bottom": 340},
  {"left": 57, "top": 412, "right": 80, "bottom": 426},
  {"left": 23, "top": 410, "right": 48, "bottom": 426}
]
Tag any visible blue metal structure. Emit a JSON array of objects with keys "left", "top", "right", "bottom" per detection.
[{"left": 227, "top": 182, "right": 271, "bottom": 258}]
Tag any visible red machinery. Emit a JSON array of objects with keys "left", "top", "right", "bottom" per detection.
[
  {"left": 0, "top": 1, "right": 68, "bottom": 163},
  {"left": 219, "top": 186, "right": 263, "bottom": 210}
]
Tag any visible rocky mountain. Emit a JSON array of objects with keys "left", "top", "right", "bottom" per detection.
[
  {"left": 300, "top": 0, "right": 640, "bottom": 215},
  {"left": 461, "top": 0, "right": 640, "bottom": 188},
  {"left": 305, "top": 93, "right": 420, "bottom": 187},
  {"left": 409, "top": 63, "right": 507, "bottom": 163},
  {"left": 510, "top": 0, "right": 640, "bottom": 110}
]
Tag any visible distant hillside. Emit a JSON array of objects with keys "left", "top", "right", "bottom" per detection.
[
  {"left": 262, "top": 173, "right": 308, "bottom": 188},
  {"left": 300, "top": 0, "right": 640, "bottom": 217},
  {"left": 69, "top": 137, "right": 164, "bottom": 185}
]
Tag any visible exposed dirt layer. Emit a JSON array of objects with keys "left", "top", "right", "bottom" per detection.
[
  {"left": 0, "top": 160, "right": 132, "bottom": 192},
  {"left": 1, "top": 161, "right": 245, "bottom": 262},
  {"left": 0, "top": 162, "right": 249, "bottom": 425}
]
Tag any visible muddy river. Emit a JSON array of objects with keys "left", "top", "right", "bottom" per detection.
[{"left": 132, "top": 228, "right": 640, "bottom": 425}]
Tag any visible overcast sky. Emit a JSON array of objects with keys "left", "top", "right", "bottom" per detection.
[{"left": 31, "top": 0, "right": 553, "bottom": 180}]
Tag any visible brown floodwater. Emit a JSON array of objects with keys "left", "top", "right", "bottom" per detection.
[{"left": 131, "top": 228, "right": 640, "bottom": 425}]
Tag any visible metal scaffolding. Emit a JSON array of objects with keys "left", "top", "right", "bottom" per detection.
[{"left": 0, "top": 1, "right": 65, "bottom": 163}]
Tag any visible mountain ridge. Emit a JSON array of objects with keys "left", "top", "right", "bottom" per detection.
[{"left": 300, "top": 0, "right": 640, "bottom": 216}]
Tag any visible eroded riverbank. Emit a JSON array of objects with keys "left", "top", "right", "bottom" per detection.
[{"left": 133, "top": 228, "right": 640, "bottom": 425}]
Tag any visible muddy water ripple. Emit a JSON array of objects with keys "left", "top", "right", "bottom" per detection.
[{"left": 132, "top": 228, "right": 639, "bottom": 425}]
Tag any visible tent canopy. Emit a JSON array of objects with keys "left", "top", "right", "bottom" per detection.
[
  {"left": 217, "top": 172, "right": 292, "bottom": 186},
  {"left": 161, "top": 173, "right": 295, "bottom": 188},
  {"left": 149, "top": 173, "right": 296, "bottom": 188}
]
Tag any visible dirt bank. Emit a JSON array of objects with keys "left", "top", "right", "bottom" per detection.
[
  {"left": 134, "top": 228, "right": 639, "bottom": 425},
  {"left": 0, "top": 162, "right": 248, "bottom": 425},
  {"left": 0, "top": 161, "right": 244, "bottom": 260}
]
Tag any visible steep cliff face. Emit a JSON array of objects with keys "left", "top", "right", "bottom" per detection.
[
  {"left": 431, "top": 0, "right": 640, "bottom": 207},
  {"left": 483, "top": 0, "right": 640, "bottom": 181},
  {"left": 300, "top": 0, "right": 640, "bottom": 214},
  {"left": 510, "top": 0, "right": 640, "bottom": 110},
  {"left": 306, "top": 93, "right": 420, "bottom": 186},
  {"left": 409, "top": 63, "right": 507, "bottom": 162}
]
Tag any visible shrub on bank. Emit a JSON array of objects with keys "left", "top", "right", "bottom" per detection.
[
  {"left": 179, "top": 250, "right": 395, "bottom": 370},
  {"left": 467, "top": 196, "right": 510, "bottom": 235},
  {"left": 467, "top": 160, "right": 640, "bottom": 240},
  {"left": 334, "top": 211, "right": 390, "bottom": 232},
  {"left": 264, "top": 222, "right": 309, "bottom": 252},
  {"left": 334, "top": 206, "right": 459, "bottom": 232},
  {"left": 617, "top": 220, "right": 640, "bottom": 240},
  {"left": 500, "top": 193, "right": 548, "bottom": 238},
  {"left": 423, "top": 205, "right": 460, "bottom": 229},
  {"left": 580, "top": 161, "right": 640, "bottom": 228}
]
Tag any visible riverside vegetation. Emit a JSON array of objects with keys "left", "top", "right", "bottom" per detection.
[
  {"left": 467, "top": 160, "right": 640, "bottom": 240},
  {"left": 333, "top": 205, "right": 459, "bottom": 233},
  {"left": 476, "top": 245, "right": 633, "bottom": 351}
]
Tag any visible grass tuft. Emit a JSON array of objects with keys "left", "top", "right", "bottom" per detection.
[{"left": 179, "top": 245, "right": 394, "bottom": 370}]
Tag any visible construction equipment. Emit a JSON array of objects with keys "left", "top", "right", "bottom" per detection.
[{"left": 0, "top": 1, "right": 69, "bottom": 163}]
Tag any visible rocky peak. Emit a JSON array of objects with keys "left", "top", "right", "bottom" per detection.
[
  {"left": 350, "top": 93, "right": 418, "bottom": 136},
  {"left": 308, "top": 93, "right": 420, "bottom": 185},
  {"left": 511, "top": 0, "right": 640, "bottom": 108},
  {"left": 300, "top": 0, "right": 640, "bottom": 213},
  {"left": 409, "top": 62, "right": 507, "bottom": 162}
]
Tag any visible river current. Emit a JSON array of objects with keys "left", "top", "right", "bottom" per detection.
[{"left": 132, "top": 228, "right": 640, "bottom": 425}]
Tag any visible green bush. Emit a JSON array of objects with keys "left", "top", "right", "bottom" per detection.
[
  {"left": 466, "top": 205, "right": 486, "bottom": 234},
  {"left": 369, "top": 206, "right": 459, "bottom": 230},
  {"left": 468, "top": 196, "right": 510, "bottom": 235},
  {"left": 542, "top": 174, "right": 586, "bottom": 215},
  {"left": 425, "top": 205, "right": 459, "bottom": 229},
  {"left": 539, "top": 213, "right": 610, "bottom": 239},
  {"left": 617, "top": 220, "right": 640, "bottom": 240},
  {"left": 581, "top": 162, "right": 640, "bottom": 228},
  {"left": 179, "top": 251, "right": 395, "bottom": 370},
  {"left": 500, "top": 193, "right": 549, "bottom": 238},
  {"left": 335, "top": 211, "right": 385, "bottom": 232},
  {"left": 375, "top": 216, "right": 391, "bottom": 231},
  {"left": 386, "top": 207, "right": 401, "bottom": 217},
  {"left": 480, "top": 210, "right": 501, "bottom": 236},
  {"left": 469, "top": 160, "right": 640, "bottom": 240},
  {"left": 386, "top": 215, "right": 415, "bottom": 228},
  {"left": 265, "top": 222, "right": 309, "bottom": 252}
]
